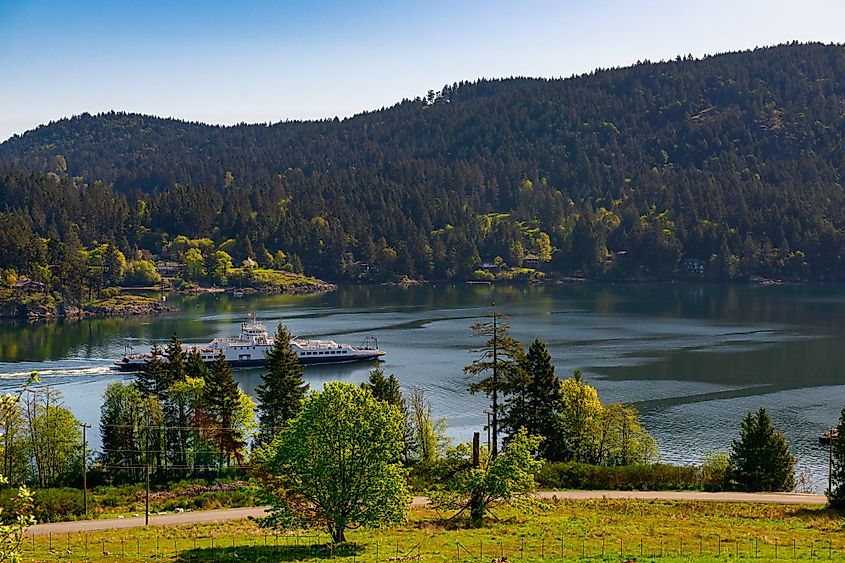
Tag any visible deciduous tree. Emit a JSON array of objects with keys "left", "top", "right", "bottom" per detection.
[{"left": 259, "top": 382, "right": 409, "bottom": 544}]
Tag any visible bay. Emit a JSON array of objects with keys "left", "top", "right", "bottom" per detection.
[{"left": 1, "top": 282, "right": 843, "bottom": 491}]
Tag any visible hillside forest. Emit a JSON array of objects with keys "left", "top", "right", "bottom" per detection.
[{"left": 1, "top": 42, "right": 844, "bottom": 289}]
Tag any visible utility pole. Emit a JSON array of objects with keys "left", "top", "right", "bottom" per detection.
[
  {"left": 484, "top": 411, "right": 491, "bottom": 452},
  {"left": 491, "top": 308, "right": 498, "bottom": 459},
  {"left": 81, "top": 423, "right": 90, "bottom": 516}
]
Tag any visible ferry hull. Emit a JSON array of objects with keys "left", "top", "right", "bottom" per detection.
[{"left": 114, "top": 351, "right": 384, "bottom": 372}]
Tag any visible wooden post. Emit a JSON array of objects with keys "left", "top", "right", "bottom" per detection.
[{"left": 470, "top": 432, "right": 482, "bottom": 525}]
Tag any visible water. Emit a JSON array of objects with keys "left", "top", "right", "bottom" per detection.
[{"left": 1, "top": 283, "right": 843, "bottom": 490}]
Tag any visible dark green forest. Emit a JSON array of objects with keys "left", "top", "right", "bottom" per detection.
[{"left": 2, "top": 42, "right": 845, "bottom": 283}]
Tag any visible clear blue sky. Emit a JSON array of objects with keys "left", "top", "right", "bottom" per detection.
[{"left": 2, "top": 0, "right": 844, "bottom": 141}]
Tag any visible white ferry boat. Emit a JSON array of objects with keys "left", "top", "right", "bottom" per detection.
[{"left": 114, "top": 317, "right": 384, "bottom": 371}]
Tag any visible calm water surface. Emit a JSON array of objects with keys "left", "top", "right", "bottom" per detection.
[{"left": 1, "top": 283, "right": 843, "bottom": 490}]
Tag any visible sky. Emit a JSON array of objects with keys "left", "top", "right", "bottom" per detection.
[{"left": 1, "top": 0, "right": 845, "bottom": 141}]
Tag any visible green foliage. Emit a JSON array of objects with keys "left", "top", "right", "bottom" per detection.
[
  {"left": 558, "top": 370, "right": 604, "bottom": 463},
  {"left": 407, "top": 387, "right": 449, "bottom": 466},
  {"left": 429, "top": 428, "right": 542, "bottom": 526},
  {"left": 728, "top": 408, "right": 796, "bottom": 492},
  {"left": 536, "top": 461, "right": 705, "bottom": 491},
  {"left": 465, "top": 313, "right": 525, "bottom": 457},
  {"left": 204, "top": 353, "right": 251, "bottom": 464},
  {"left": 258, "top": 382, "right": 409, "bottom": 544},
  {"left": 4, "top": 44, "right": 845, "bottom": 282},
  {"left": 184, "top": 248, "right": 206, "bottom": 280},
  {"left": 21, "top": 387, "right": 82, "bottom": 488},
  {"left": 256, "top": 324, "right": 308, "bottom": 447},
  {"left": 827, "top": 406, "right": 845, "bottom": 507},
  {"left": 124, "top": 259, "right": 160, "bottom": 286},
  {"left": 502, "top": 339, "right": 565, "bottom": 461},
  {"left": 700, "top": 451, "right": 731, "bottom": 492}
]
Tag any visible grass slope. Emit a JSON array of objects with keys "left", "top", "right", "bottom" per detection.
[{"left": 22, "top": 499, "right": 845, "bottom": 561}]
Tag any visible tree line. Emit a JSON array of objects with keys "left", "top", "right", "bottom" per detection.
[{"left": 1, "top": 43, "right": 845, "bottom": 283}]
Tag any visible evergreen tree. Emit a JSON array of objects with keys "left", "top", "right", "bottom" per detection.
[
  {"left": 464, "top": 311, "right": 525, "bottom": 458},
  {"left": 729, "top": 408, "right": 796, "bottom": 492},
  {"left": 164, "top": 333, "right": 187, "bottom": 387},
  {"left": 361, "top": 366, "right": 412, "bottom": 459},
  {"left": 135, "top": 344, "right": 168, "bottom": 399},
  {"left": 361, "top": 366, "right": 402, "bottom": 407},
  {"left": 185, "top": 348, "right": 208, "bottom": 380},
  {"left": 502, "top": 339, "right": 565, "bottom": 460},
  {"left": 204, "top": 352, "right": 245, "bottom": 464},
  {"left": 255, "top": 323, "right": 308, "bottom": 446},
  {"left": 99, "top": 382, "right": 144, "bottom": 482},
  {"left": 826, "top": 406, "right": 845, "bottom": 507},
  {"left": 163, "top": 334, "right": 190, "bottom": 471}
]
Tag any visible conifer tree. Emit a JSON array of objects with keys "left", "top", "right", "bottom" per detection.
[
  {"left": 135, "top": 344, "right": 168, "bottom": 398},
  {"left": 502, "top": 339, "right": 565, "bottom": 460},
  {"left": 256, "top": 324, "right": 308, "bottom": 446},
  {"left": 826, "top": 406, "right": 845, "bottom": 508},
  {"left": 729, "top": 408, "right": 796, "bottom": 492},
  {"left": 361, "top": 366, "right": 402, "bottom": 407},
  {"left": 164, "top": 333, "right": 186, "bottom": 388},
  {"left": 185, "top": 348, "right": 208, "bottom": 380},
  {"left": 465, "top": 312, "right": 524, "bottom": 458},
  {"left": 204, "top": 352, "right": 245, "bottom": 464}
]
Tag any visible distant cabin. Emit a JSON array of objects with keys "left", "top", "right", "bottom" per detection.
[
  {"left": 480, "top": 261, "right": 504, "bottom": 273},
  {"left": 156, "top": 261, "right": 185, "bottom": 276},
  {"left": 523, "top": 254, "right": 542, "bottom": 269},
  {"left": 13, "top": 278, "right": 47, "bottom": 293},
  {"left": 682, "top": 258, "right": 706, "bottom": 274}
]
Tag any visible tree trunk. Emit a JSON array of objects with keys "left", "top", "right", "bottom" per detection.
[{"left": 330, "top": 524, "right": 346, "bottom": 544}]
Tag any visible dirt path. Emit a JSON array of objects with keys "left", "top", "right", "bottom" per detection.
[{"left": 26, "top": 490, "right": 826, "bottom": 536}]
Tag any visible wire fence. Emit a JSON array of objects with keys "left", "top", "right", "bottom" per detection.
[{"left": 20, "top": 529, "right": 845, "bottom": 561}]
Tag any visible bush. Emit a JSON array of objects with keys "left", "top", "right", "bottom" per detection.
[
  {"left": 537, "top": 461, "right": 702, "bottom": 491},
  {"left": 700, "top": 451, "right": 731, "bottom": 491},
  {"left": 99, "top": 286, "right": 121, "bottom": 298},
  {"left": 0, "top": 488, "right": 85, "bottom": 523}
]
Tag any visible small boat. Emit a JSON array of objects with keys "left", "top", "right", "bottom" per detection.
[
  {"left": 114, "top": 316, "right": 384, "bottom": 371},
  {"left": 820, "top": 429, "right": 839, "bottom": 444}
]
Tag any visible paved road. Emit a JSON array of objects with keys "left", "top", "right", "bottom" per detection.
[{"left": 26, "top": 490, "right": 826, "bottom": 537}]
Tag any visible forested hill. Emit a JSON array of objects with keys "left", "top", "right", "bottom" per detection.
[{"left": 2, "top": 42, "right": 845, "bottom": 282}]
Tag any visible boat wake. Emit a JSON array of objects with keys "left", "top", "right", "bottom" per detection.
[{"left": 0, "top": 365, "right": 117, "bottom": 380}]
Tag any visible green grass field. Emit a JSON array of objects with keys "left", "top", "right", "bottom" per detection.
[{"left": 22, "top": 499, "right": 845, "bottom": 561}]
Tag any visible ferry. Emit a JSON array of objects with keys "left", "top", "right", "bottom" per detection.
[{"left": 114, "top": 317, "right": 384, "bottom": 371}]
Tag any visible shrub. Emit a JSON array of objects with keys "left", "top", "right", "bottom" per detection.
[
  {"left": 537, "top": 461, "right": 702, "bottom": 491},
  {"left": 0, "top": 488, "right": 86, "bottom": 523},
  {"left": 700, "top": 451, "right": 731, "bottom": 491}
]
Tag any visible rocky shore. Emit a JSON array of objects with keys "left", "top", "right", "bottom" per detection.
[{"left": 0, "top": 292, "right": 175, "bottom": 320}]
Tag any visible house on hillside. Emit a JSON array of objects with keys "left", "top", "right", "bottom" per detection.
[
  {"left": 156, "top": 261, "right": 185, "bottom": 277},
  {"left": 523, "top": 254, "right": 542, "bottom": 270},
  {"left": 682, "top": 258, "right": 706, "bottom": 275},
  {"left": 479, "top": 261, "right": 504, "bottom": 273}
]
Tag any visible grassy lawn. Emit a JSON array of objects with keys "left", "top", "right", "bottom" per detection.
[
  {"left": 85, "top": 293, "right": 160, "bottom": 309},
  {"left": 22, "top": 499, "right": 845, "bottom": 561},
  {"left": 228, "top": 268, "right": 325, "bottom": 287}
]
